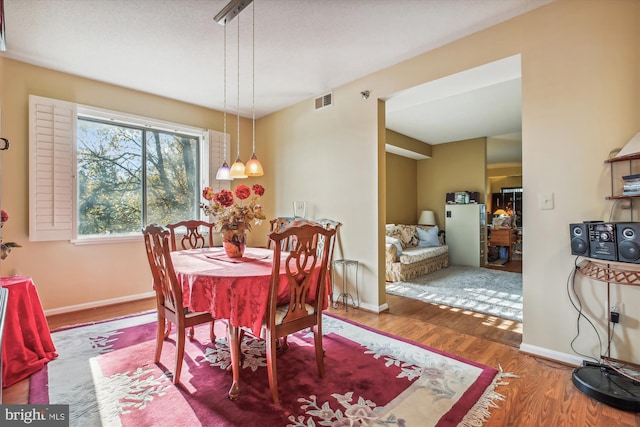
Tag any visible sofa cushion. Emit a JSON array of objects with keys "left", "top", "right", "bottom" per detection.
[
  {"left": 386, "top": 224, "right": 420, "bottom": 248},
  {"left": 399, "top": 245, "right": 448, "bottom": 264},
  {"left": 385, "top": 236, "right": 403, "bottom": 256},
  {"left": 417, "top": 225, "right": 441, "bottom": 247}
]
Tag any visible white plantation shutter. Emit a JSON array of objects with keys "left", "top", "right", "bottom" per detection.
[{"left": 29, "top": 95, "right": 76, "bottom": 241}]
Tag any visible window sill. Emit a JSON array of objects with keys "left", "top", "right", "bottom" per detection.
[{"left": 71, "top": 234, "right": 142, "bottom": 245}]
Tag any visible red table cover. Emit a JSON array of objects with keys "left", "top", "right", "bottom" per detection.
[
  {"left": 1, "top": 276, "right": 58, "bottom": 388},
  {"left": 171, "top": 247, "right": 326, "bottom": 337}
]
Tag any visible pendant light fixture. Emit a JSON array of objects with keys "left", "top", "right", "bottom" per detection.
[
  {"left": 245, "top": 2, "right": 264, "bottom": 177},
  {"left": 229, "top": 13, "right": 247, "bottom": 179},
  {"left": 215, "top": 23, "right": 232, "bottom": 181}
]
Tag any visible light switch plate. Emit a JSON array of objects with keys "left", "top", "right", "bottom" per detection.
[{"left": 538, "top": 192, "right": 554, "bottom": 210}]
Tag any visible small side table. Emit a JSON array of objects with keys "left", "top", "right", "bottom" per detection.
[{"left": 332, "top": 259, "right": 359, "bottom": 310}]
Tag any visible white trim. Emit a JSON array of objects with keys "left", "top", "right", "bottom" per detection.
[
  {"left": 78, "top": 104, "right": 206, "bottom": 137},
  {"left": 71, "top": 233, "right": 142, "bottom": 245},
  {"left": 519, "top": 343, "right": 583, "bottom": 367},
  {"left": 44, "top": 291, "right": 155, "bottom": 316},
  {"left": 355, "top": 301, "right": 389, "bottom": 313}
]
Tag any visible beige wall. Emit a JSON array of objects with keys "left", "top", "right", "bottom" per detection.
[
  {"left": 488, "top": 174, "right": 523, "bottom": 214},
  {"left": 417, "top": 138, "right": 487, "bottom": 230},
  {"left": 385, "top": 153, "right": 417, "bottom": 225},
  {"left": 260, "top": 0, "right": 640, "bottom": 363},
  {"left": 1, "top": 0, "right": 639, "bottom": 364},
  {"left": 0, "top": 58, "right": 270, "bottom": 311}
]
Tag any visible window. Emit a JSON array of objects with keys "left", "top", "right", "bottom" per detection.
[{"left": 29, "top": 95, "right": 228, "bottom": 243}]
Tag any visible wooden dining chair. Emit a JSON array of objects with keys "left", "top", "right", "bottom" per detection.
[
  {"left": 166, "top": 219, "right": 216, "bottom": 251},
  {"left": 266, "top": 217, "right": 293, "bottom": 249},
  {"left": 165, "top": 219, "right": 217, "bottom": 340},
  {"left": 314, "top": 219, "right": 342, "bottom": 306},
  {"left": 264, "top": 223, "right": 336, "bottom": 404},
  {"left": 143, "top": 224, "right": 216, "bottom": 385}
]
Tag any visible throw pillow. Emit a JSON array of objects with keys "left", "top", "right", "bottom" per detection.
[
  {"left": 417, "top": 226, "right": 441, "bottom": 247},
  {"left": 385, "top": 235, "right": 403, "bottom": 256}
]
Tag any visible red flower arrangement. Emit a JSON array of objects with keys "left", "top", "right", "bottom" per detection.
[
  {"left": 201, "top": 184, "right": 266, "bottom": 231},
  {"left": 1, "top": 209, "right": 21, "bottom": 260}
]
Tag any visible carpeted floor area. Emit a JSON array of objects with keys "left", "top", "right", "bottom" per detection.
[
  {"left": 30, "top": 311, "right": 513, "bottom": 427},
  {"left": 386, "top": 265, "right": 523, "bottom": 322}
]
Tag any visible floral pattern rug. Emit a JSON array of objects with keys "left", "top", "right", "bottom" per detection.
[{"left": 31, "top": 312, "right": 513, "bottom": 426}]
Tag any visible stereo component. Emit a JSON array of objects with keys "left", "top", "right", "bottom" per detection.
[
  {"left": 588, "top": 222, "right": 617, "bottom": 261},
  {"left": 569, "top": 223, "right": 590, "bottom": 256},
  {"left": 616, "top": 223, "right": 640, "bottom": 263}
]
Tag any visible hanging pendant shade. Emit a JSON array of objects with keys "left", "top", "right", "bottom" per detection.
[
  {"left": 216, "top": 160, "right": 232, "bottom": 180},
  {"left": 245, "top": 153, "right": 263, "bottom": 176},
  {"left": 230, "top": 156, "right": 247, "bottom": 178}
]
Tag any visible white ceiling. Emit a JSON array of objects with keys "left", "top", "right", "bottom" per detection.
[
  {"left": 386, "top": 55, "right": 523, "bottom": 166},
  {"left": 2, "top": 0, "right": 547, "bottom": 164}
]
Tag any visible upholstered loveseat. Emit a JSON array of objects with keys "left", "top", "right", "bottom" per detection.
[{"left": 385, "top": 224, "right": 449, "bottom": 282}]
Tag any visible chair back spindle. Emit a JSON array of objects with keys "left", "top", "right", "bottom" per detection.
[{"left": 166, "top": 220, "right": 216, "bottom": 251}]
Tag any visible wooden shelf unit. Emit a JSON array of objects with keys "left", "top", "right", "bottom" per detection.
[
  {"left": 576, "top": 259, "right": 640, "bottom": 380},
  {"left": 605, "top": 152, "right": 640, "bottom": 202}
]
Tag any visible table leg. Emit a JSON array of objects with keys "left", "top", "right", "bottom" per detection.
[{"left": 227, "top": 324, "right": 241, "bottom": 400}]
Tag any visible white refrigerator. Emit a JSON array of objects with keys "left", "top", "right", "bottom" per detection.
[{"left": 444, "top": 204, "right": 487, "bottom": 267}]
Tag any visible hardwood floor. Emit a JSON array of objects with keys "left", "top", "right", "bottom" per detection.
[
  {"left": 5, "top": 295, "right": 639, "bottom": 426},
  {"left": 485, "top": 259, "right": 522, "bottom": 274}
]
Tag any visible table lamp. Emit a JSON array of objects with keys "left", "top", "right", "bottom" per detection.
[{"left": 418, "top": 210, "right": 436, "bottom": 226}]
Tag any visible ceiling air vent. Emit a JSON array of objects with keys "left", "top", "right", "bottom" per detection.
[{"left": 314, "top": 92, "right": 333, "bottom": 110}]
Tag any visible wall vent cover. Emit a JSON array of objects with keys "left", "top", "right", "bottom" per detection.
[{"left": 314, "top": 92, "right": 333, "bottom": 110}]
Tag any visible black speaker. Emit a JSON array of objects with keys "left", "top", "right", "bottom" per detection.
[
  {"left": 570, "top": 223, "right": 590, "bottom": 256},
  {"left": 446, "top": 192, "right": 455, "bottom": 204},
  {"left": 616, "top": 222, "right": 640, "bottom": 263}
]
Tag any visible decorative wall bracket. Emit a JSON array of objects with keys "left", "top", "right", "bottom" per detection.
[{"left": 0, "top": 137, "right": 9, "bottom": 150}]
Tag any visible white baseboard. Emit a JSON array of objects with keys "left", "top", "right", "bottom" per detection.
[
  {"left": 357, "top": 301, "right": 388, "bottom": 313},
  {"left": 519, "top": 343, "right": 584, "bottom": 367},
  {"left": 44, "top": 291, "right": 155, "bottom": 316}
]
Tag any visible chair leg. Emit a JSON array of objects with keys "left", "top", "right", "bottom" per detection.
[
  {"left": 314, "top": 325, "right": 325, "bottom": 377},
  {"left": 209, "top": 320, "right": 216, "bottom": 342},
  {"left": 174, "top": 323, "right": 186, "bottom": 384},
  {"left": 155, "top": 314, "right": 166, "bottom": 363},
  {"left": 188, "top": 326, "right": 195, "bottom": 340},
  {"left": 266, "top": 333, "right": 280, "bottom": 404}
]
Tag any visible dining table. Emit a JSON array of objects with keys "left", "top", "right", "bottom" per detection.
[{"left": 170, "top": 246, "right": 325, "bottom": 400}]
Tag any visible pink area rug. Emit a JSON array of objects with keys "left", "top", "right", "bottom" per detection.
[{"left": 30, "top": 311, "right": 512, "bottom": 426}]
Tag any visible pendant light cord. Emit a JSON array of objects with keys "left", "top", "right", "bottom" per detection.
[
  {"left": 223, "top": 24, "right": 227, "bottom": 163},
  {"left": 236, "top": 14, "right": 241, "bottom": 160},
  {"left": 251, "top": 1, "right": 256, "bottom": 154}
]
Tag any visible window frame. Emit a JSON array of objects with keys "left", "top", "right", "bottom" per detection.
[{"left": 29, "top": 95, "right": 228, "bottom": 245}]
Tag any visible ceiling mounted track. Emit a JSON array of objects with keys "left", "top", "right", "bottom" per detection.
[{"left": 214, "top": 0, "right": 254, "bottom": 26}]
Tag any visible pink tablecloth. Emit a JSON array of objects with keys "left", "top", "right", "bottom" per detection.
[
  {"left": 1, "top": 276, "right": 58, "bottom": 388},
  {"left": 171, "top": 247, "right": 324, "bottom": 337}
]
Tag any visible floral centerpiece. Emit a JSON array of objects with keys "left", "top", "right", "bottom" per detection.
[
  {"left": 201, "top": 184, "right": 266, "bottom": 257},
  {"left": 1, "top": 209, "right": 21, "bottom": 260}
]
